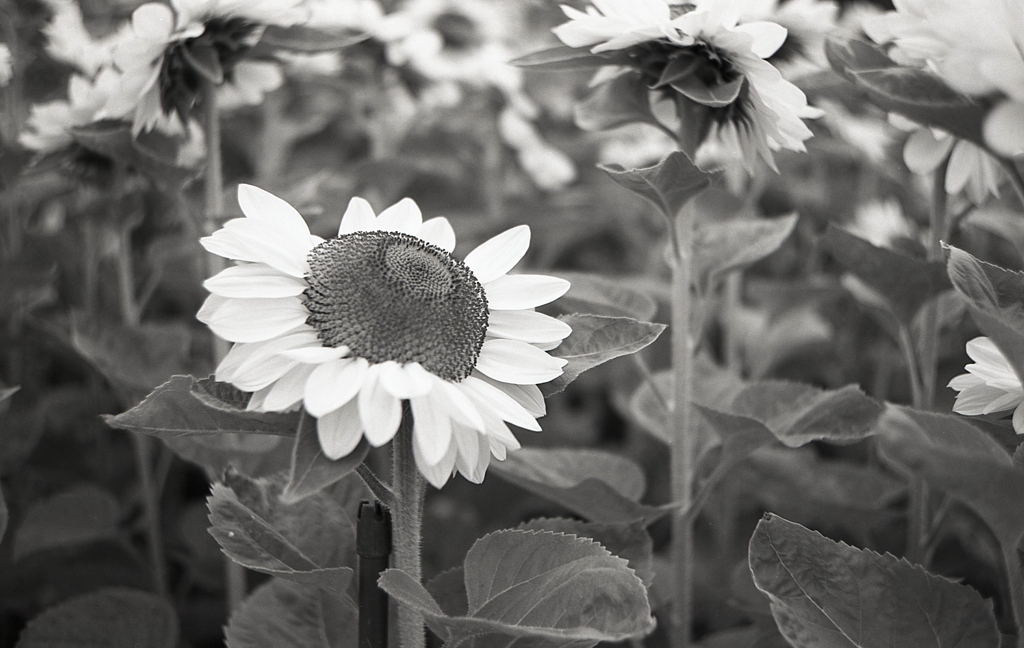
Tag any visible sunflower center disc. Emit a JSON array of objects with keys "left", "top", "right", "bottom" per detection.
[{"left": 304, "top": 231, "right": 488, "bottom": 382}]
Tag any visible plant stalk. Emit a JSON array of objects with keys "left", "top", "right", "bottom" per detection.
[
  {"left": 918, "top": 160, "right": 949, "bottom": 411},
  {"left": 201, "top": 78, "right": 229, "bottom": 362},
  {"left": 669, "top": 203, "right": 696, "bottom": 648},
  {"left": 392, "top": 413, "right": 426, "bottom": 648}
]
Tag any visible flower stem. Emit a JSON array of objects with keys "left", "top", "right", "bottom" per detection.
[
  {"left": 1003, "top": 545, "right": 1024, "bottom": 648},
  {"left": 918, "top": 161, "right": 949, "bottom": 411},
  {"left": 201, "top": 78, "right": 229, "bottom": 363},
  {"left": 392, "top": 412, "right": 425, "bottom": 648},
  {"left": 669, "top": 202, "right": 696, "bottom": 648}
]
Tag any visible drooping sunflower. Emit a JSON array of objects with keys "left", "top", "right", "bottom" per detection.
[{"left": 198, "top": 186, "right": 571, "bottom": 487}]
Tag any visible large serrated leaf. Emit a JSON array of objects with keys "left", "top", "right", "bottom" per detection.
[
  {"left": 749, "top": 514, "right": 1000, "bottom": 648},
  {"left": 518, "top": 517, "right": 655, "bottom": 587},
  {"left": 105, "top": 375, "right": 299, "bottom": 439},
  {"left": 207, "top": 470, "right": 366, "bottom": 595},
  {"left": 823, "top": 226, "right": 951, "bottom": 325},
  {"left": 945, "top": 244, "right": 1024, "bottom": 383},
  {"left": 489, "top": 448, "right": 665, "bottom": 524},
  {"left": 379, "top": 529, "right": 654, "bottom": 647},
  {"left": 825, "top": 37, "right": 989, "bottom": 146},
  {"left": 551, "top": 272, "right": 659, "bottom": 320},
  {"left": 281, "top": 414, "right": 369, "bottom": 503},
  {"left": 13, "top": 484, "right": 120, "bottom": 562},
  {"left": 695, "top": 214, "right": 799, "bottom": 292},
  {"left": 601, "top": 150, "right": 714, "bottom": 219},
  {"left": 225, "top": 577, "right": 356, "bottom": 648},
  {"left": 731, "top": 381, "right": 883, "bottom": 447},
  {"left": 543, "top": 314, "right": 666, "bottom": 396},
  {"left": 15, "top": 587, "right": 179, "bottom": 648}
]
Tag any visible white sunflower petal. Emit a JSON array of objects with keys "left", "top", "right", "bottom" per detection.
[
  {"left": 1014, "top": 403, "right": 1024, "bottom": 435},
  {"left": 474, "top": 373, "right": 546, "bottom": 417},
  {"left": 201, "top": 219, "right": 311, "bottom": 277},
  {"left": 436, "top": 379, "right": 486, "bottom": 431},
  {"left": 317, "top": 399, "right": 364, "bottom": 460},
  {"left": 237, "top": 184, "right": 311, "bottom": 236},
  {"left": 948, "top": 372, "right": 984, "bottom": 391},
  {"left": 475, "top": 339, "right": 567, "bottom": 385},
  {"left": 452, "top": 424, "right": 484, "bottom": 483},
  {"left": 485, "top": 274, "right": 571, "bottom": 310},
  {"left": 222, "top": 329, "right": 319, "bottom": 390},
  {"left": 463, "top": 225, "right": 530, "bottom": 284},
  {"left": 338, "top": 197, "right": 378, "bottom": 235},
  {"left": 461, "top": 376, "right": 541, "bottom": 431},
  {"left": 411, "top": 393, "right": 454, "bottom": 466},
  {"left": 278, "top": 346, "right": 350, "bottom": 364},
  {"left": 304, "top": 357, "right": 368, "bottom": 418},
  {"left": 416, "top": 217, "right": 457, "bottom": 252},
  {"left": 379, "top": 361, "right": 434, "bottom": 399},
  {"left": 953, "top": 384, "right": 1011, "bottom": 416},
  {"left": 486, "top": 309, "right": 572, "bottom": 343},
  {"left": 204, "top": 263, "right": 307, "bottom": 298},
  {"left": 358, "top": 366, "right": 403, "bottom": 446},
  {"left": 375, "top": 197, "right": 422, "bottom": 233},
  {"left": 202, "top": 297, "right": 309, "bottom": 343},
  {"left": 414, "top": 436, "right": 456, "bottom": 489},
  {"left": 982, "top": 390, "right": 1024, "bottom": 415},
  {"left": 260, "top": 364, "right": 316, "bottom": 412}
]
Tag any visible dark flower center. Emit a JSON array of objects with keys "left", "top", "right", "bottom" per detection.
[
  {"left": 433, "top": 11, "right": 482, "bottom": 51},
  {"left": 303, "top": 231, "right": 489, "bottom": 382}
]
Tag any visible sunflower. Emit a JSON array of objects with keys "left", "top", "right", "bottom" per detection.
[
  {"left": 948, "top": 337, "right": 1024, "bottom": 435},
  {"left": 198, "top": 186, "right": 571, "bottom": 487}
]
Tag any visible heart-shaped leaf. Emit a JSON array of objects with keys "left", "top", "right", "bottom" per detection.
[
  {"left": 13, "top": 484, "right": 121, "bottom": 562},
  {"left": 518, "top": 517, "right": 655, "bottom": 587},
  {"left": 731, "top": 381, "right": 883, "bottom": 447},
  {"left": 225, "top": 577, "right": 356, "bottom": 648},
  {"left": 576, "top": 72, "right": 668, "bottom": 134},
  {"left": 207, "top": 470, "right": 366, "bottom": 595},
  {"left": 749, "top": 513, "right": 1000, "bottom": 648},
  {"left": 823, "top": 226, "right": 951, "bottom": 325},
  {"left": 826, "top": 37, "right": 989, "bottom": 147},
  {"left": 379, "top": 529, "right": 655, "bottom": 647},
  {"left": 601, "top": 150, "right": 715, "bottom": 219},
  {"left": 489, "top": 447, "right": 665, "bottom": 524},
  {"left": 105, "top": 375, "right": 299, "bottom": 439},
  {"left": 550, "top": 271, "right": 659, "bottom": 320},
  {"left": 543, "top": 314, "right": 666, "bottom": 396},
  {"left": 695, "top": 214, "right": 799, "bottom": 292},
  {"left": 15, "top": 587, "right": 179, "bottom": 648},
  {"left": 511, "top": 45, "right": 610, "bottom": 70},
  {"left": 281, "top": 414, "right": 370, "bottom": 503},
  {"left": 690, "top": 406, "right": 778, "bottom": 513},
  {"left": 945, "top": 244, "right": 1024, "bottom": 382}
]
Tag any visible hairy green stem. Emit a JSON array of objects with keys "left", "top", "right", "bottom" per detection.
[
  {"left": 202, "top": 78, "right": 229, "bottom": 362},
  {"left": 918, "top": 160, "right": 949, "bottom": 410},
  {"left": 392, "top": 413, "right": 425, "bottom": 648},
  {"left": 669, "top": 203, "right": 696, "bottom": 648}
]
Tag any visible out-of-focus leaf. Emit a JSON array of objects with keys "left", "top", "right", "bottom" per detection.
[
  {"left": 71, "top": 315, "right": 192, "bottom": 401},
  {"left": 0, "top": 261, "right": 56, "bottom": 318},
  {"left": 963, "top": 208, "right": 1024, "bottom": 263},
  {"left": 823, "top": 226, "right": 951, "bottom": 325},
  {"left": 731, "top": 304, "right": 832, "bottom": 378},
  {"left": 876, "top": 405, "right": 1024, "bottom": 551},
  {"left": 576, "top": 73, "right": 667, "bottom": 134},
  {"left": 0, "top": 384, "right": 18, "bottom": 413},
  {"left": 826, "top": 37, "right": 989, "bottom": 146},
  {"left": 695, "top": 215, "right": 799, "bottom": 292},
  {"left": 105, "top": 375, "right": 299, "bottom": 439},
  {"left": 163, "top": 433, "right": 291, "bottom": 479},
  {"left": 13, "top": 484, "right": 120, "bottom": 562},
  {"left": 379, "top": 530, "right": 655, "bottom": 647},
  {"left": 518, "top": 517, "right": 655, "bottom": 587},
  {"left": 489, "top": 448, "right": 665, "bottom": 524},
  {"left": 511, "top": 45, "right": 610, "bottom": 70},
  {"left": 552, "top": 271, "right": 659, "bottom": 320},
  {"left": 259, "top": 25, "right": 369, "bottom": 52},
  {"left": 225, "top": 577, "right": 356, "bottom": 648},
  {"left": 945, "top": 244, "right": 1024, "bottom": 382},
  {"left": 543, "top": 314, "right": 666, "bottom": 396},
  {"left": 208, "top": 470, "right": 365, "bottom": 595},
  {"left": 281, "top": 414, "right": 370, "bottom": 504},
  {"left": 15, "top": 587, "right": 179, "bottom": 648},
  {"left": 70, "top": 120, "right": 198, "bottom": 191},
  {"left": 731, "top": 381, "right": 883, "bottom": 447},
  {"left": 691, "top": 406, "right": 778, "bottom": 513},
  {"left": 601, "top": 150, "right": 715, "bottom": 220},
  {"left": 0, "top": 488, "right": 7, "bottom": 544},
  {"left": 749, "top": 513, "right": 1000, "bottom": 648}
]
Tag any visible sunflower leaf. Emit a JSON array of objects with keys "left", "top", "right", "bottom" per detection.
[
  {"left": 822, "top": 225, "right": 951, "bottom": 325},
  {"left": 258, "top": 25, "right": 370, "bottom": 52},
  {"left": 378, "top": 530, "right": 655, "bottom": 647},
  {"left": 550, "top": 272, "right": 659, "bottom": 320},
  {"left": 13, "top": 484, "right": 120, "bottom": 562},
  {"left": 15, "top": 587, "right": 179, "bottom": 648},
  {"left": 0, "top": 489, "right": 6, "bottom": 545},
  {"left": 695, "top": 214, "right": 799, "bottom": 293},
  {"left": 281, "top": 414, "right": 370, "bottom": 504},
  {"left": 105, "top": 375, "right": 300, "bottom": 439},
  {"left": 749, "top": 513, "right": 1000, "bottom": 648},
  {"left": 945, "top": 244, "right": 1024, "bottom": 383},
  {"left": 225, "top": 578, "right": 356, "bottom": 648},
  {"left": 670, "top": 74, "right": 744, "bottom": 108},
  {"left": 543, "top": 314, "right": 665, "bottom": 396},
  {"left": 600, "top": 150, "right": 715, "bottom": 219},
  {"left": 825, "top": 37, "right": 989, "bottom": 147},
  {"left": 517, "top": 517, "right": 655, "bottom": 587},
  {"left": 576, "top": 73, "right": 669, "bottom": 135},
  {"left": 510, "top": 45, "right": 610, "bottom": 70},
  {"left": 207, "top": 470, "right": 367, "bottom": 596},
  {"left": 730, "top": 380, "right": 883, "bottom": 447},
  {"left": 489, "top": 448, "right": 666, "bottom": 524},
  {"left": 70, "top": 120, "right": 199, "bottom": 192}
]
